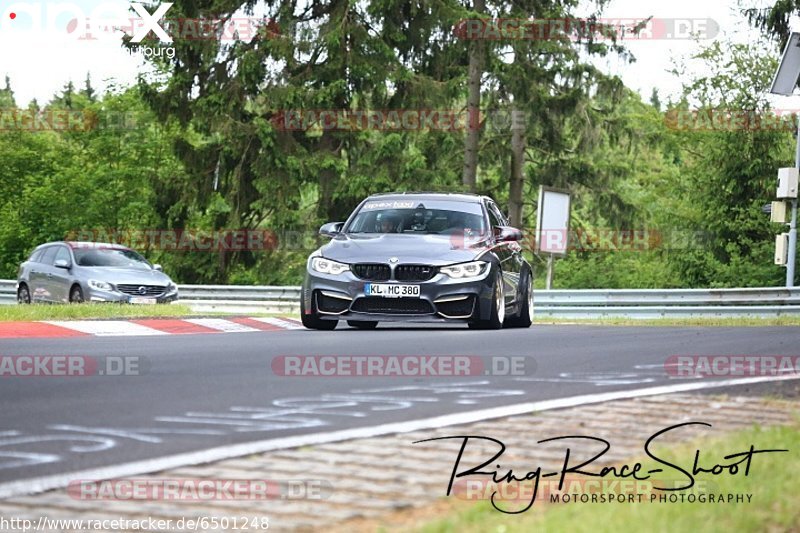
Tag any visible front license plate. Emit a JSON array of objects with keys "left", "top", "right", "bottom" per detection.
[
  {"left": 365, "top": 283, "right": 420, "bottom": 298},
  {"left": 130, "top": 297, "right": 157, "bottom": 305}
]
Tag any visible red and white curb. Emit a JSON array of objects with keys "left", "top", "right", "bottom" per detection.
[{"left": 0, "top": 317, "right": 304, "bottom": 339}]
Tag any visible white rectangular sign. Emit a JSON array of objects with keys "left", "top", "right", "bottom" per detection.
[{"left": 536, "top": 186, "right": 571, "bottom": 255}]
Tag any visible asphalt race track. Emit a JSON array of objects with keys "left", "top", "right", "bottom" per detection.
[{"left": 1, "top": 324, "right": 798, "bottom": 486}]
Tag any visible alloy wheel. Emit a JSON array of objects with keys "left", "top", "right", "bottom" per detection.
[
  {"left": 17, "top": 285, "right": 31, "bottom": 304},
  {"left": 495, "top": 272, "right": 505, "bottom": 324}
]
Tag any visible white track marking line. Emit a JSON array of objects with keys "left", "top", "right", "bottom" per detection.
[
  {"left": 1, "top": 374, "right": 797, "bottom": 499},
  {"left": 249, "top": 317, "right": 304, "bottom": 330},
  {"left": 43, "top": 321, "right": 167, "bottom": 337},
  {"left": 183, "top": 319, "right": 260, "bottom": 333}
]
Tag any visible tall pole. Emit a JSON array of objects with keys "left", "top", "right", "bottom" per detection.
[
  {"left": 788, "top": 198, "right": 797, "bottom": 287},
  {"left": 545, "top": 254, "right": 554, "bottom": 290},
  {"left": 788, "top": 119, "right": 800, "bottom": 287}
]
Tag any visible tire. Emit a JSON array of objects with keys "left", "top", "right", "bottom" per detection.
[
  {"left": 505, "top": 269, "right": 533, "bottom": 328},
  {"left": 300, "top": 292, "right": 337, "bottom": 330},
  {"left": 469, "top": 269, "right": 505, "bottom": 330},
  {"left": 17, "top": 284, "right": 31, "bottom": 304},
  {"left": 347, "top": 320, "right": 378, "bottom": 329},
  {"left": 69, "top": 285, "right": 84, "bottom": 304}
]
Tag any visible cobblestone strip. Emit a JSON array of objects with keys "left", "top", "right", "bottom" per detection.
[{"left": 1, "top": 393, "right": 796, "bottom": 532}]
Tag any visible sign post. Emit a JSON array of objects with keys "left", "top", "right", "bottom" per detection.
[{"left": 535, "top": 186, "right": 571, "bottom": 289}]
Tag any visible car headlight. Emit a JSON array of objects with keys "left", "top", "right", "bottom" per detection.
[
  {"left": 88, "top": 279, "right": 114, "bottom": 291},
  {"left": 166, "top": 283, "right": 178, "bottom": 293},
  {"left": 310, "top": 257, "right": 350, "bottom": 275},
  {"left": 440, "top": 260, "right": 488, "bottom": 279}
]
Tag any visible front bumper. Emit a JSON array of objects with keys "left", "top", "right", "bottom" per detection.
[
  {"left": 87, "top": 287, "right": 179, "bottom": 304},
  {"left": 302, "top": 267, "right": 495, "bottom": 322}
]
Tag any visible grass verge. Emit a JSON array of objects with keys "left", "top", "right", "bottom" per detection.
[
  {"left": 413, "top": 423, "right": 800, "bottom": 533},
  {"left": 534, "top": 316, "right": 800, "bottom": 326}
]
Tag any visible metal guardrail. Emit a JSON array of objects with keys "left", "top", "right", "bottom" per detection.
[
  {"left": 2, "top": 280, "right": 799, "bottom": 318},
  {"left": 177, "top": 284, "right": 301, "bottom": 314},
  {"left": 533, "top": 287, "right": 800, "bottom": 317},
  {"left": 0, "top": 280, "right": 14, "bottom": 304}
]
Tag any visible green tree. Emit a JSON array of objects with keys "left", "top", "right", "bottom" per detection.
[
  {"left": 665, "top": 40, "right": 791, "bottom": 287},
  {"left": 0, "top": 75, "right": 15, "bottom": 107}
]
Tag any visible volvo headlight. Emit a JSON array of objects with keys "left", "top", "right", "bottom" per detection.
[
  {"left": 88, "top": 279, "right": 114, "bottom": 291},
  {"left": 440, "top": 260, "right": 488, "bottom": 279},
  {"left": 310, "top": 257, "right": 350, "bottom": 275}
]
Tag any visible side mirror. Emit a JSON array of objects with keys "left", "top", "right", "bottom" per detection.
[
  {"left": 319, "top": 222, "right": 344, "bottom": 237},
  {"left": 495, "top": 226, "right": 523, "bottom": 242},
  {"left": 54, "top": 259, "right": 71, "bottom": 269},
  {"left": 153, "top": 264, "right": 163, "bottom": 272}
]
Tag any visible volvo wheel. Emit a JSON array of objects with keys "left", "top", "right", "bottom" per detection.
[
  {"left": 17, "top": 284, "right": 31, "bottom": 304},
  {"left": 69, "top": 285, "right": 84, "bottom": 304}
]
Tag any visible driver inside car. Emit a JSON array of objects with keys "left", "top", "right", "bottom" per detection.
[{"left": 379, "top": 214, "right": 401, "bottom": 233}]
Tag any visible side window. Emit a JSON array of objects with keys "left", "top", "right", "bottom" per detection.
[
  {"left": 486, "top": 203, "right": 502, "bottom": 229},
  {"left": 29, "top": 249, "right": 44, "bottom": 263},
  {"left": 39, "top": 247, "right": 58, "bottom": 265},
  {"left": 488, "top": 202, "right": 508, "bottom": 226},
  {"left": 54, "top": 246, "right": 71, "bottom": 265}
]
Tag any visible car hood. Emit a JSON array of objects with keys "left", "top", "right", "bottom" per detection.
[
  {"left": 76, "top": 267, "right": 174, "bottom": 285},
  {"left": 320, "top": 233, "right": 491, "bottom": 266}
]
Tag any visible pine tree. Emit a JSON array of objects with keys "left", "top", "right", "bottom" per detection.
[
  {"left": 83, "top": 73, "right": 96, "bottom": 102},
  {"left": 0, "top": 75, "right": 15, "bottom": 107},
  {"left": 650, "top": 88, "right": 661, "bottom": 110}
]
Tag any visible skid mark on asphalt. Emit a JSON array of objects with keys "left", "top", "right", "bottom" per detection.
[
  {"left": 0, "top": 381, "right": 524, "bottom": 473},
  {"left": 0, "top": 432, "right": 116, "bottom": 470},
  {"left": 512, "top": 363, "right": 691, "bottom": 386}
]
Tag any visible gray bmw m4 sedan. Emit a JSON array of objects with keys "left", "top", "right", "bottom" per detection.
[{"left": 301, "top": 192, "right": 533, "bottom": 330}]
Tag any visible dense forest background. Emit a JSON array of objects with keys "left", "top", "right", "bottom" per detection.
[{"left": 0, "top": 1, "right": 797, "bottom": 288}]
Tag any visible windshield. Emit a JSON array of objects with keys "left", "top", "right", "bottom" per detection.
[
  {"left": 346, "top": 200, "right": 487, "bottom": 235},
  {"left": 73, "top": 248, "right": 153, "bottom": 270}
]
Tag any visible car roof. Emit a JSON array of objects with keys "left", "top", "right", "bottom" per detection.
[
  {"left": 365, "top": 192, "right": 486, "bottom": 204},
  {"left": 38, "top": 241, "right": 133, "bottom": 251}
]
